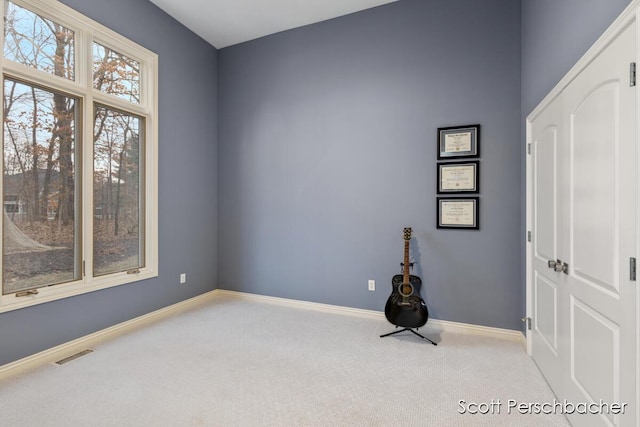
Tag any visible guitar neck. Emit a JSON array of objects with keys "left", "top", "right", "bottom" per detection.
[{"left": 403, "top": 240, "right": 410, "bottom": 284}]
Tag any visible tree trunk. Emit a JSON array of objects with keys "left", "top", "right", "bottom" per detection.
[
  {"left": 53, "top": 25, "right": 74, "bottom": 226},
  {"left": 30, "top": 87, "right": 40, "bottom": 223},
  {"left": 114, "top": 144, "right": 127, "bottom": 236}
]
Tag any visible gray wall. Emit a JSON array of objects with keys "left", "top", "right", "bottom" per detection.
[
  {"left": 218, "top": 0, "right": 523, "bottom": 330},
  {"left": 0, "top": 0, "right": 218, "bottom": 366},
  {"left": 521, "top": 0, "right": 632, "bottom": 115}
]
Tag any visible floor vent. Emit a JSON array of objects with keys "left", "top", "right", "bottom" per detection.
[{"left": 55, "top": 349, "right": 94, "bottom": 365}]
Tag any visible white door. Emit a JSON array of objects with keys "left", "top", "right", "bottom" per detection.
[
  {"left": 528, "top": 19, "right": 637, "bottom": 427},
  {"left": 560, "top": 22, "right": 637, "bottom": 427},
  {"left": 529, "top": 93, "right": 564, "bottom": 396}
]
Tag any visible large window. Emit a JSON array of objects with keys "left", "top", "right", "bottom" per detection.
[{"left": 0, "top": 0, "right": 157, "bottom": 312}]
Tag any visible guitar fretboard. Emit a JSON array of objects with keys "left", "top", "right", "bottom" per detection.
[{"left": 403, "top": 240, "right": 410, "bottom": 286}]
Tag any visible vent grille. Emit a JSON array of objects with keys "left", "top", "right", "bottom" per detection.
[{"left": 55, "top": 349, "right": 94, "bottom": 365}]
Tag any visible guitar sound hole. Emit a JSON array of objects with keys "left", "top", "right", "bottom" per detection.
[{"left": 399, "top": 283, "right": 414, "bottom": 297}]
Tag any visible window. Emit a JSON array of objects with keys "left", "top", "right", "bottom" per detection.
[
  {"left": 4, "top": 195, "right": 20, "bottom": 213},
  {"left": 0, "top": 0, "right": 158, "bottom": 312}
]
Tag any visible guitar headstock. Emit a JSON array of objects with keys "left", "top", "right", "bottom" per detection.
[{"left": 403, "top": 227, "right": 412, "bottom": 241}]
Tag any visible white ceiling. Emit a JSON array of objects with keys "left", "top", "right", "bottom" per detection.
[{"left": 149, "top": 0, "right": 398, "bottom": 49}]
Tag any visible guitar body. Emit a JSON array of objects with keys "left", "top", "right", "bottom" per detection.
[{"left": 384, "top": 274, "right": 429, "bottom": 328}]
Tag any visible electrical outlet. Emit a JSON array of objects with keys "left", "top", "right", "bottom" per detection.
[
  {"left": 180, "top": 273, "right": 186, "bottom": 284},
  {"left": 368, "top": 279, "right": 375, "bottom": 291}
]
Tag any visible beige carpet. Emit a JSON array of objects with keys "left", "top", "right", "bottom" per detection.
[{"left": 0, "top": 293, "right": 570, "bottom": 426}]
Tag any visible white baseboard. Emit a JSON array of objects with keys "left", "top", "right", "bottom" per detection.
[
  {"left": 214, "top": 289, "right": 386, "bottom": 319},
  {"left": 214, "top": 289, "right": 526, "bottom": 345},
  {"left": 1, "top": 288, "right": 525, "bottom": 379}
]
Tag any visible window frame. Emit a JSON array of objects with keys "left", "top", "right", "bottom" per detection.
[{"left": 0, "top": 0, "right": 158, "bottom": 313}]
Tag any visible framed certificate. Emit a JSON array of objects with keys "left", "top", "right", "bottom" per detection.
[
  {"left": 437, "top": 124, "right": 480, "bottom": 159},
  {"left": 437, "top": 161, "right": 479, "bottom": 194},
  {"left": 437, "top": 197, "right": 479, "bottom": 229}
]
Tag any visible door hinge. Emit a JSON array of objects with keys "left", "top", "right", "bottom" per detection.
[
  {"left": 82, "top": 260, "right": 86, "bottom": 277},
  {"left": 527, "top": 231, "right": 532, "bottom": 242},
  {"left": 631, "top": 257, "right": 636, "bottom": 281},
  {"left": 527, "top": 143, "right": 532, "bottom": 155},
  {"left": 522, "top": 317, "right": 532, "bottom": 330},
  {"left": 631, "top": 62, "right": 636, "bottom": 87}
]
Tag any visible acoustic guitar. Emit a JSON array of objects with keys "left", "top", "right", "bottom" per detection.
[{"left": 384, "top": 227, "right": 429, "bottom": 328}]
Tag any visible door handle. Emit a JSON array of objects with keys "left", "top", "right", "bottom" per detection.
[
  {"left": 548, "top": 259, "right": 569, "bottom": 274},
  {"left": 554, "top": 261, "right": 568, "bottom": 274}
]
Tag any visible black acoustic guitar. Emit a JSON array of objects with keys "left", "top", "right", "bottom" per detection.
[{"left": 384, "top": 227, "right": 429, "bottom": 329}]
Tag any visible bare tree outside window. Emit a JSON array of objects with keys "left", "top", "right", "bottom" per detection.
[
  {"left": 93, "top": 106, "right": 143, "bottom": 276},
  {"left": 2, "top": 2, "right": 79, "bottom": 294},
  {"left": 3, "top": 80, "right": 79, "bottom": 293},
  {"left": 4, "top": 1, "right": 75, "bottom": 80},
  {"left": 93, "top": 43, "right": 140, "bottom": 104}
]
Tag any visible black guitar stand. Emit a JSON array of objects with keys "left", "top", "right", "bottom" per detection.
[{"left": 380, "top": 326, "right": 437, "bottom": 345}]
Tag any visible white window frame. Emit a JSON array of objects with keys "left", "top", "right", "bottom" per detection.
[{"left": 0, "top": 0, "right": 158, "bottom": 313}]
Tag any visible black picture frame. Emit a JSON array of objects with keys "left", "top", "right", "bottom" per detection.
[
  {"left": 437, "top": 124, "right": 480, "bottom": 160},
  {"left": 437, "top": 160, "right": 479, "bottom": 194},
  {"left": 437, "top": 197, "right": 479, "bottom": 230}
]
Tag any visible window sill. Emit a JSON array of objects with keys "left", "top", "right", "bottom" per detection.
[{"left": 0, "top": 267, "right": 158, "bottom": 314}]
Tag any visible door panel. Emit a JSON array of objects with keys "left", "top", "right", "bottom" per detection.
[
  {"left": 530, "top": 95, "right": 564, "bottom": 394},
  {"left": 571, "top": 296, "right": 619, "bottom": 413},
  {"left": 562, "top": 22, "right": 636, "bottom": 427},
  {"left": 571, "top": 82, "right": 618, "bottom": 293},
  {"left": 534, "top": 272, "right": 558, "bottom": 353},
  {"left": 535, "top": 124, "right": 558, "bottom": 262}
]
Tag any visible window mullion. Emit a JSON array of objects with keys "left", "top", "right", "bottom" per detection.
[
  {"left": 2, "top": 63, "right": 84, "bottom": 97},
  {"left": 92, "top": 91, "right": 150, "bottom": 117},
  {"left": 82, "top": 30, "right": 94, "bottom": 284}
]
